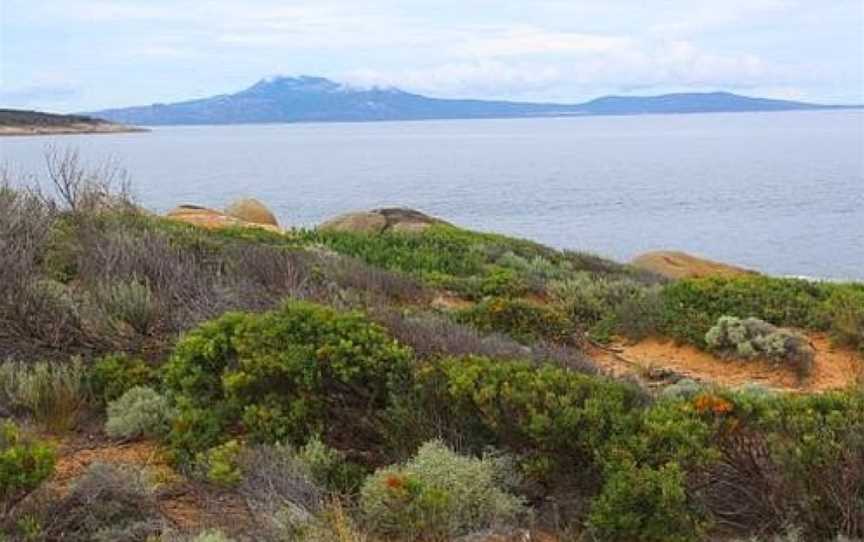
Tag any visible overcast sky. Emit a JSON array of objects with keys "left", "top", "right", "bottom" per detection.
[{"left": 2, "top": 0, "right": 863, "bottom": 112}]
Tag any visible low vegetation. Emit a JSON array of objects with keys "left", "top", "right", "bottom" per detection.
[
  {"left": 0, "top": 422, "right": 55, "bottom": 516},
  {"left": 1, "top": 155, "right": 862, "bottom": 541},
  {"left": 705, "top": 316, "right": 815, "bottom": 376},
  {"left": 360, "top": 440, "right": 528, "bottom": 540}
]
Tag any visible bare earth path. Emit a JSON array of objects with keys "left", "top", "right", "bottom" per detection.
[{"left": 592, "top": 333, "right": 862, "bottom": 392}]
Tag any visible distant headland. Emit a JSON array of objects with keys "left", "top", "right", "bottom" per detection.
[
  {"left": 0, "top": 109, "right": 146, "bottom": 136},
  {"left": 85, "top": 75, "right": 862, "bottom": 126}
]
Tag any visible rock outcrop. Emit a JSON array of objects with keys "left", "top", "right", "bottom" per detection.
[
  {"left": 225, "top": 197, "right": 279, "bottom": 227},
  {"left": 631, "top": 250, "right": 757, "bottom": 280},
  {"left": 166, "top": 204, "right": 281, "bottom": 232},
  {"left": 318, "top": 207, "right": 449, "bottom": 234}
]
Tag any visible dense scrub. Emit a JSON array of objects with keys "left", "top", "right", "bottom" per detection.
[
  {"left": 162, "top": 300, "right": 414, "bottom": 464},
  {"left": 2, "top": 159, "right": 863, "bottom": 541},
  {"left": 302, "top": 226, "right": 657, "bottom": 300}
]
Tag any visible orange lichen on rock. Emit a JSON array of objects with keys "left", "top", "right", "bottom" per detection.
[{"left": 631, "top": 250, "right": 757, "bottom": 279}]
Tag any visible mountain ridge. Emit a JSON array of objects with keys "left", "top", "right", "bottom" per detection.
[{"left": 86, "top": 75, "right": 861, "bottom": 126}]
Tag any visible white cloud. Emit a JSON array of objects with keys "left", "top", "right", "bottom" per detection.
[
  {"left": 345, "top": 62, "right": 564, "bottom": 98},
  {"left": 343, "top": 30, "right": 789, "bottom": 100},
  {"left": 4, "top": 0, "right": 859, "bottom": 109},
  {"left": 460, "top": 27, "right": 634, "bottom": 57}
]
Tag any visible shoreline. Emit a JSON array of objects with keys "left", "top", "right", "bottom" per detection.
[{"left": 0, "top": 123, "right": 148, "bottom": 137}]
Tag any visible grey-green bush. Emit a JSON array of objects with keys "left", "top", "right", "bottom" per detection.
[
  {"left": 0, "top": 358, "right": 89, "bottom": 432},
  {"left": 661, "top": 378, "right": 703, "bottom": 400},
  {"left": 105, "top": 386, "right": 173, "bottom": 439},
  {"left": 360, "top": 440, "right": 528, "bottom": 540},
  {"left": 705, "top": 316, "right": 814, "bottom": 377},
  {"left": 94, "top": 277, "right": 158, "bottom": 334}
]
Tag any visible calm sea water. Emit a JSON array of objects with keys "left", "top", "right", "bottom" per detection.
[{"left": 2, "top": 111, "right": 862, "bottom": 280}]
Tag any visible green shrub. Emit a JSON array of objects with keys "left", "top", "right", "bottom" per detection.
[
  {"left": 588, "top": 460, "right": 702, "bottom": 542},
  {"left": 657, "top": 276, "right": 845, "bottom": 347},
  {"left": 297, "top": 436, "right": 366, "bottom": 494},
  {"left": 89, "top": 353, "right": 157, "bottom": 404},
  {"left": 360, "top": 440, "right": 528, "bottom": 540},
  {"left": 105, "top": 386, "right": 174, "bottom": 440},
  {"left": 455, "top": 297, "right": 574, "bottom": 344},
  {"left": 0, "top": 359, "right": 90, "bottom": 432},
  {"left": 824, "top": 288, "right": 864, "bottom": 350},
  {"left": 705, "top": 316, "right": 814, "bottom": 376},
  {"left": 163, "top": 301, "right": 413, "bottom": 464},
  {"left": 549, "top": 273, "right": 663, "bottom": 341},
  {"left": 0, "top": 421, "right": 55, "bottom": 515},
  {"left": 93, "top": 277, "right": 158, "bottom": 335},
  {"left": 304, "top": 225, "right": 627, "bottom": 299},
  {"left": 198, "top": 439, "right": 244, "bottom": 487},
  {"left": 186, "top": 531, "right": 235, "bottom": 542},
  {"left": 661, "top": 378, "right": 703, "bottom": 400},
  {"left": 408, "top": 356, "right": 644, "bottom": 486}
]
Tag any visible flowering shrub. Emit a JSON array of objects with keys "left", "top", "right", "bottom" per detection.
[
  {"left": 360, "top": 440, "right": 527, "bottom": 540},
  {"left": 455, "top": 297, "right": 574, "bottom": 344}
]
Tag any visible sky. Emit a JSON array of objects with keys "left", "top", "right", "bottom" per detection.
[{"left": 1, "top": 0, "right": 863, "bottom": 113}]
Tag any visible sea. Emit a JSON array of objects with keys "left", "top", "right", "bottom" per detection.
[{"left": 2, "top": 110, "right": 862, "bottom": 280}]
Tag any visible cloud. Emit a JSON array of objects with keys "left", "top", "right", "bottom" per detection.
[
  {"left": 460, "top": 27, "right": 634, "bottom": 57},
  {"left": 345, "top": 61, "right": 564, "bottom": 98},
  {"left": 0, "top": 83, "right": 81, "bottom": 109},
  {"left": 4, "top": 0, "right": 860, "bottom": 109},
  {"left": 343, "top": 31, "right": 790, "bottom": 100}
]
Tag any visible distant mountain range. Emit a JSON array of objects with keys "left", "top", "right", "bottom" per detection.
[{"left": 87, "top": 76, "right": 860, "bottom": 126}]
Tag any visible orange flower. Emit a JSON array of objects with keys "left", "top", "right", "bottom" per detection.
[
  {"left": 385, "top": 474, "right": 405, "bottom": 491},
  {"left": 694, "top": 394, "right": 733, "bottom": 415}
]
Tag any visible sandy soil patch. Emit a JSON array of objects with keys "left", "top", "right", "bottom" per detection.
[{"left": 592, "top": 333, "right": 862, "bottom": 392}]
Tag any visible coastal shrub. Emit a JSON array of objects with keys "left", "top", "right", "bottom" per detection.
[
  {"left": 237, "top": 442, "right": 324, "bottom": 531},
  {"left": 43, "top": 146, "right": 134, "bottom": 214},
  {"left": 35, "top": 462, "right": 163, "bottom": 542},
  {"left": 0, "top": 421, "right": 55, "bottom": 515},
  {"left": 588, "top": 460, "right": 702, "bottom": 542},
  {"left": 93, "top": 277, "right": 158, "bottom": 334},
  {"left": 661, "top": 378, "right": 704, "bottom": 399},
  {"left": 657, "top": 276, "right": 838, "bottom": 347},
  {"left": 824, "top": 288, "right": 864, "bottom": 350},
  {"left": 697, "top": 388, "right": 864, "bottom": 539},
  {"left": 0, "top": 359, "right": 90, "bottom": 432},
  {"left": 198, "top": 440, "right": 244, "bottom": 487},
  {"left": 188, "top": 531, "right": 235, "bottom": 542},
  {"left": 705, "top": 316, "right": 814, "bottom": 376},
  {"left": 318, "top": 252, "right": 429, "bottom": 304},
  {"left": 407, "top": 356, "right": 644, "bottom": 489},
  {"left": 305, "top": 225, "right": 620, "bottom": 299},
  {"left": 1, "top": 277, "right": 86, "bottom": 354},
  {"left": 89, "top": 352, "right": 157, "bottom": 404},
  {"left": 293, "top": 499, "right": 370, "bottom": 542},
  {"left": 549, "top": 273, "right": 663, "bottom": 341},
  {"left": 455, "top": 297, "right": 574, "bottom": 344},
  {"left": 163, "top": 301, "right": 413, "bottom": 464},
  {"left": 0, "top": 184, "right": 65, "bottom": 356},
  {"left": 360, "top": 440, "right": 528, "bottom": 540},
  {"left": 105, "top": 386, "right": 174, "bottom": 440},
  {"left": 610, "top": 283, "right": 665, "bottom": 340},
  {"left": 296, "top": 436, "right": 366, "bottom": 495}
]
